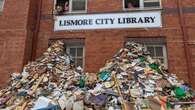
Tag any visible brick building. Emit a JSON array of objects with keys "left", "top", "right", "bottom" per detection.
[{"left": 0, "top": 0, "right": 195, "bottom": 88}]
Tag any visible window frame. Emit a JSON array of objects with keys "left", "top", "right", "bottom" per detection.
[
  {"left": 66, "top": 45, "right": 85, "bottom": 69},
  {"left": 0, "top": 0, "right": 5, "bottom": 13},
  {"left": 54, "top": 0, "right": 87, "bottom": 14},
  {"left": 69, "top": 0, "right": 87, "bottom": 13},
  {"left": 145, "top": 44, "right": 168, "bottom": 67},
  {"left": 123, "top": 0, "right": 162, "bottom": 11},
  {"left": 126, "top": 38, "right": 168, "bottom": 68}
]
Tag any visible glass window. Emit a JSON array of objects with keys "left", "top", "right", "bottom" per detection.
[
  {"left": 69, "top": 48, "right": 76, "bottom": 56},
  {"left": 147, "top": 46, "right": 155, "bottom": 56},
  {"left": 77, "top": 48, "right": 83, "bottom": 57},
  {"left": 146, "top": 45, "right": 166, "bottom": 64},
  {"left": 66, "top": 45, "right": 84, "bottom": 68},
  {"left": 124, "top": 0, "right": 160, "bottom": 9},
  {"left": 71, "top": 0, "right": 86, "bottom": 12},
  {"left": 0, "top": 0, "right": 4, "bottom": 12},
  {"left": 124, "top": 0, "right": 140, "bottom": 9},
  {"left": 155, "top": 46, "right": 163, "bottom": 57},
  {"left": 55, "top": 0, "right": 69, "bottom": 15},
  {"left": 126, "top": 38, "right": 168, "bottom": 67},
  {"left": 55, "top": 0, "right": 86, "bottom": 15}
]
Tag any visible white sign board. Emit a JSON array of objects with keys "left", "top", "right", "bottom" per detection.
[{"left": 54, "top": 11, "right": 162, "bottom": 31}]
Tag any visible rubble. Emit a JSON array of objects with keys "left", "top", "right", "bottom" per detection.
[
  {"left": 0, "top": 40, "right": 194, "bottom": 110},
  {"left": 0, "top": 41, "right": 83, "bottom": 110}
]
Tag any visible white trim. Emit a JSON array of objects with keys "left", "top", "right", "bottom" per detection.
[
  {"left": 53, "top": 0, "right": 57, "bottom": 11},
  {"left": 162, "top": 44, "right": 168, "bottom": 68},
  {"left": 122, "top": 0, "right": 125, "bottom": 11},
  {"left": 69, "top": 0, "right": 72, "bottom": 12},
  {"left": 140, "top": 0, "right": 144, "bottom": 9},
  {"left": 160, "top": 0, "right": 162, "bottom": 8}
]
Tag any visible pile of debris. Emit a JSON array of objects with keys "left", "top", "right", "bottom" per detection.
[
  {"left": 0, "top": 41, "right": 194, "bottom": 110},
  {"left": 0, "top": 41, "right": 88, "bottom": 110},
  {"left": 94, "top": 42, "right": 195, "bottom": 110}
]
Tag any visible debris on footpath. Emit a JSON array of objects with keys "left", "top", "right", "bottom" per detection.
[{"left": 0, "top": 41, "right": 194, "bottom": 110}]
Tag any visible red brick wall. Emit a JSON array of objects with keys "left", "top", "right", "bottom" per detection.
[
  {"left": 0, "top": 0, "right": 38, "bottom": 87},
  {"left": 182, "top": 0, "right": 195, "bottom": 86}
]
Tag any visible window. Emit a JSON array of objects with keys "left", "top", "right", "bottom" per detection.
[
  {"left": 124, "top": 0, "right": 140, "bottom": 9},
  {"left": 71, "top": 0, "right": 86, "bottom": 12},
  {"left": 126, "top": 38, "right": 168, "bottom": 67},
  {"left": 124, "top": 0, "right": 161, "bottom": 10},
  {"left": 66, "top": 45, "right": 84, "bottom": 68},
  {"left": 0, "top": 0, "right": 4, "bottom": 12},
  {"left": 54, "top": 0, "right": 87, "bottom": 15},
  {"left": 145, "top": 44, "right": 166, "bottom": 64},
  {"left": 144, "top": 0, "right": 160, "bottom": 8},
  {"left": 49, "top": 39, "right": 85, "bottom": 68}
]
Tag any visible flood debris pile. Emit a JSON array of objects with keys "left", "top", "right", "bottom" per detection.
[
  {"left": 94, "top": 42, "right": 195, "bottom": 110},
  {"left": 0, "top": 41, "right": 194, "bottom": 110},
  {"left": 0, "top": 41, "right": 87, "bottom": 110}
]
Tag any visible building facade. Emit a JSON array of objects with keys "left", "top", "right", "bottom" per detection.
[{"left": 0, "top": 0, "right": 195, "bottom": 87}]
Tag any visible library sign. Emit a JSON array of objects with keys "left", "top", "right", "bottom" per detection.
[{"left": 54, "top": 11, "right": 162, "bottom": 31}]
